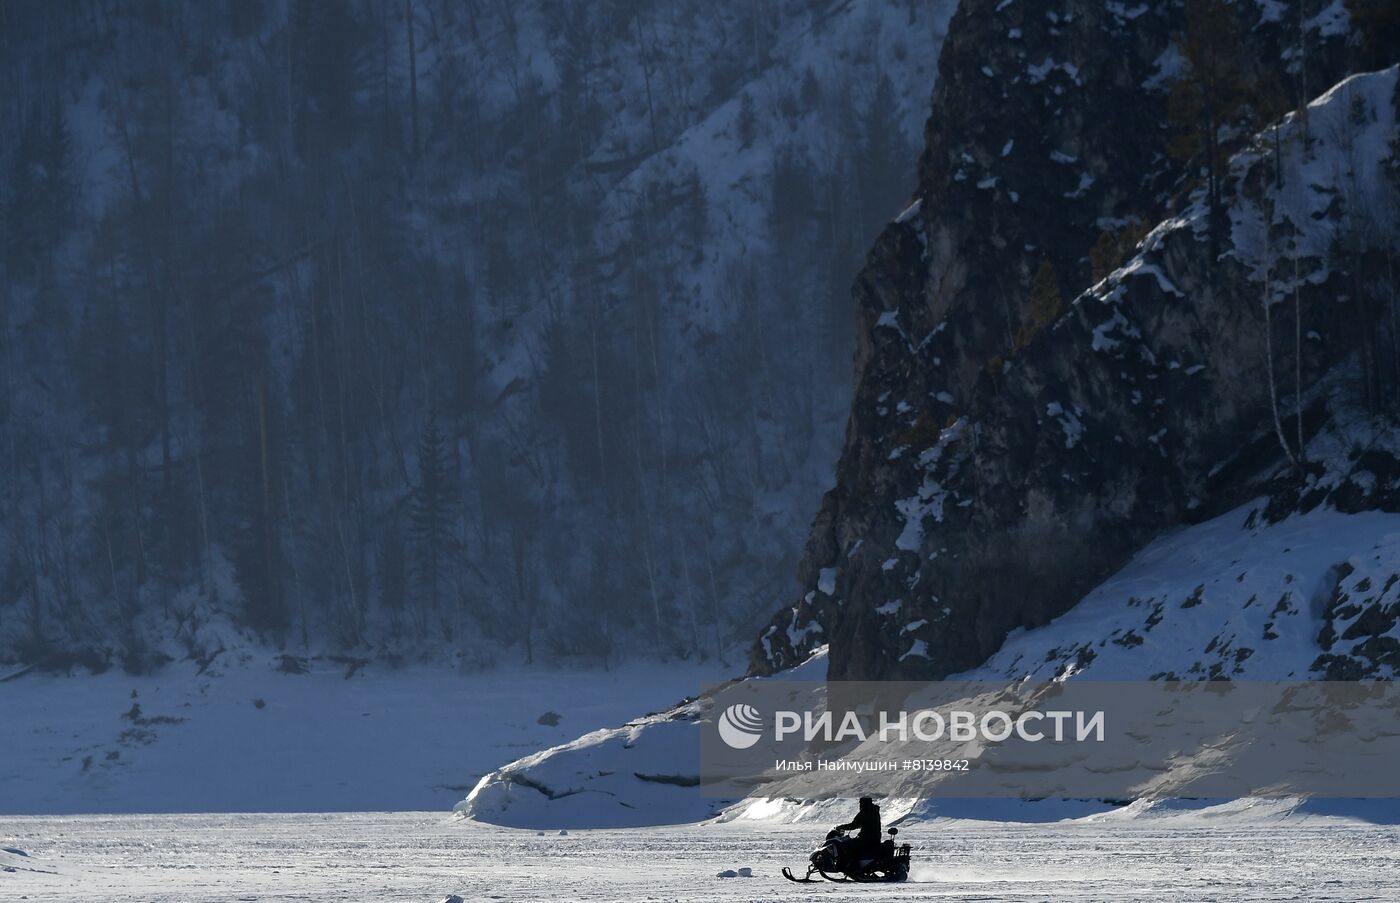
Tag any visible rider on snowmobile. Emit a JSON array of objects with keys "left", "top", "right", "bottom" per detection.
[
  {"left": 783, "top": 794, "right": 909, "bottom": 882},
  {"left": 834, "top": 796, "right": 882, "bottom": 860}
]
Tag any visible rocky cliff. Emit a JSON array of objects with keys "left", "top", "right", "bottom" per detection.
[
  {"left": 461, "top": 3, "right": 1400, "bottom": 828},
  {"left": 756, "top": 0, "right": 1400, "bottom": 680}
]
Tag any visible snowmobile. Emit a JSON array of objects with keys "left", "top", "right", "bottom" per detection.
[{"left": 782, "top": 826, "right": 910, "bottom": 882}]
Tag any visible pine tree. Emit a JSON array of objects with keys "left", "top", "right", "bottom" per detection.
[
  {"left": 1167, "top": 0, "right": 1249, "bottom": 254},
  {"left": 736, "top": 92, "right": 758, "bottom": 150},
  {"left": 290, "top": 0, "right": 368, "bottom": 157},
  {"left": 410, "top": 415, "right": 454, "bottom": 622},
  {"left": 3, "top": 101, "right": 73, "bottom": 279},
  {"left": 378, "top": 524, "right": 408, "bottom": 635},
  {"left": 1014, "top": 261, "right": 1064, "bottom": 351},
  {"left": 770, "top": 145, "right": 812, "bottom": 250},
  {"left": 232, "top": 367, "right": 288, "bottom": 637},
  {"left": 855, "top": 72, "right": 906, "bottom": 239},
  {"left": 1345, "top": 0, "right": 1400, "bottom": 69},
  {"left": 1089, "top": 221, "right": 1149, "bottom": 285}
]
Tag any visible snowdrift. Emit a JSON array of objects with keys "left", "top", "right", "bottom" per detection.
[
  {"left": 454, "top": 701, "right": 724, "bottom": 829},
  {"left": 456, "top": 650, "right": 828, "bottom": 828}
]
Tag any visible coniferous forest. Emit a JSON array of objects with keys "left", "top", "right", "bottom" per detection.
[{"left": 0, "top": 1, "right": 943, "bottom": 670}]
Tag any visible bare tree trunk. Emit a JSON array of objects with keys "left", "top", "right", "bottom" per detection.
[
  {"left": 1, "top": 290, "right": 15, "bottom": 484},
  {"left": 281, "top": 471, "right": 308, "bottom": 651},
  {"left": 406, "top": 0, "right": 419, "bottom": 159},
  {"left": 193, "top": 442, "right": 211, "bottom": 593},
  {"left": 126, "top": 437, "right": 147, "bottom": 591},
  {"left": 380, "top": 0, "right": 391, "bottom": 141},
  {"left": 336, "top": 511, "right": 360, "bottom": 645},
  {"left": 24, "top": 539, "right": 43, "bottom": 649},
  {"left": 103, "top": 520, "right": 119, "bottom": 605},
  {"left": 114, "top": 84, "right": 159, "bottom": 578},
  {"left": 513, "top": 526, "right": 533, "bottom": 664},
  {"left": 634, "top": 431, "right": 664, "bottom": 652},
  {"left": 589, "top": 304, "right": 607, "bottom": 487},
  {"left": 678, "top": 537, "right": 699, "bottom": 660},
  {"left": 158, "top": 59, "right": 176, "bottom": 498},
  {"left": 1297, "top": 0, "right": 1310, "bottom": 144},
  {"left": 702, "top": 529, "right": 726, "bottom": 666},
  {"left": 1292, "top": 249, "right": 1305, "bottom": 461},
  {"left": 1389, "top": 251, "right": 1399, "bottom": 406},
  {"left": 633, "top": 13, "right": 659, "bottom": 151},
  {"left": 1262, "top": 229, "right": 1301, "bottom": 472},
  {"left": 257, "top": 366, "right": 281, "bottom": 630}
]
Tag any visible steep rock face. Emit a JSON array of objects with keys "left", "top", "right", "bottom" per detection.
[{"left": 756, "top": 0, "right": 1383, "bottom": 680}]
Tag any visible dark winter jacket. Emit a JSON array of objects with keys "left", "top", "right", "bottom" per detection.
[{"left": 835, "top": 800, "right": 881, "bottom": 848}]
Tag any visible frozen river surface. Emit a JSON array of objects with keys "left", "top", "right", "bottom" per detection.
[{"left": 4, "top": 811, "right": 1400, "bottom": 901}]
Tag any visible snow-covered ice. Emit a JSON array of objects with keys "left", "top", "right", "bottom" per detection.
[
  {"left": 2, "top": 808, "right": 1398, "bottom": 901},
  {"left": 0, "top": 659, "right": 729, "bottom": 815}
]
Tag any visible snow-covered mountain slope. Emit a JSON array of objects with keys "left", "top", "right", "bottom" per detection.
[
  {"left": 460, "top": 483, "right": 1400, "bottom": 828},
  {"left": 462, "top": 489, "right": 1400, "bottom": 828},
  {"left": 0, "top": 0, "right": 955, "bottom": 669},
  {"left": 0, "top": 657, "right": 728, "bottom": 815},
  {"left": 966, "top": 497, "right": 1400, "bottom": 682}
]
